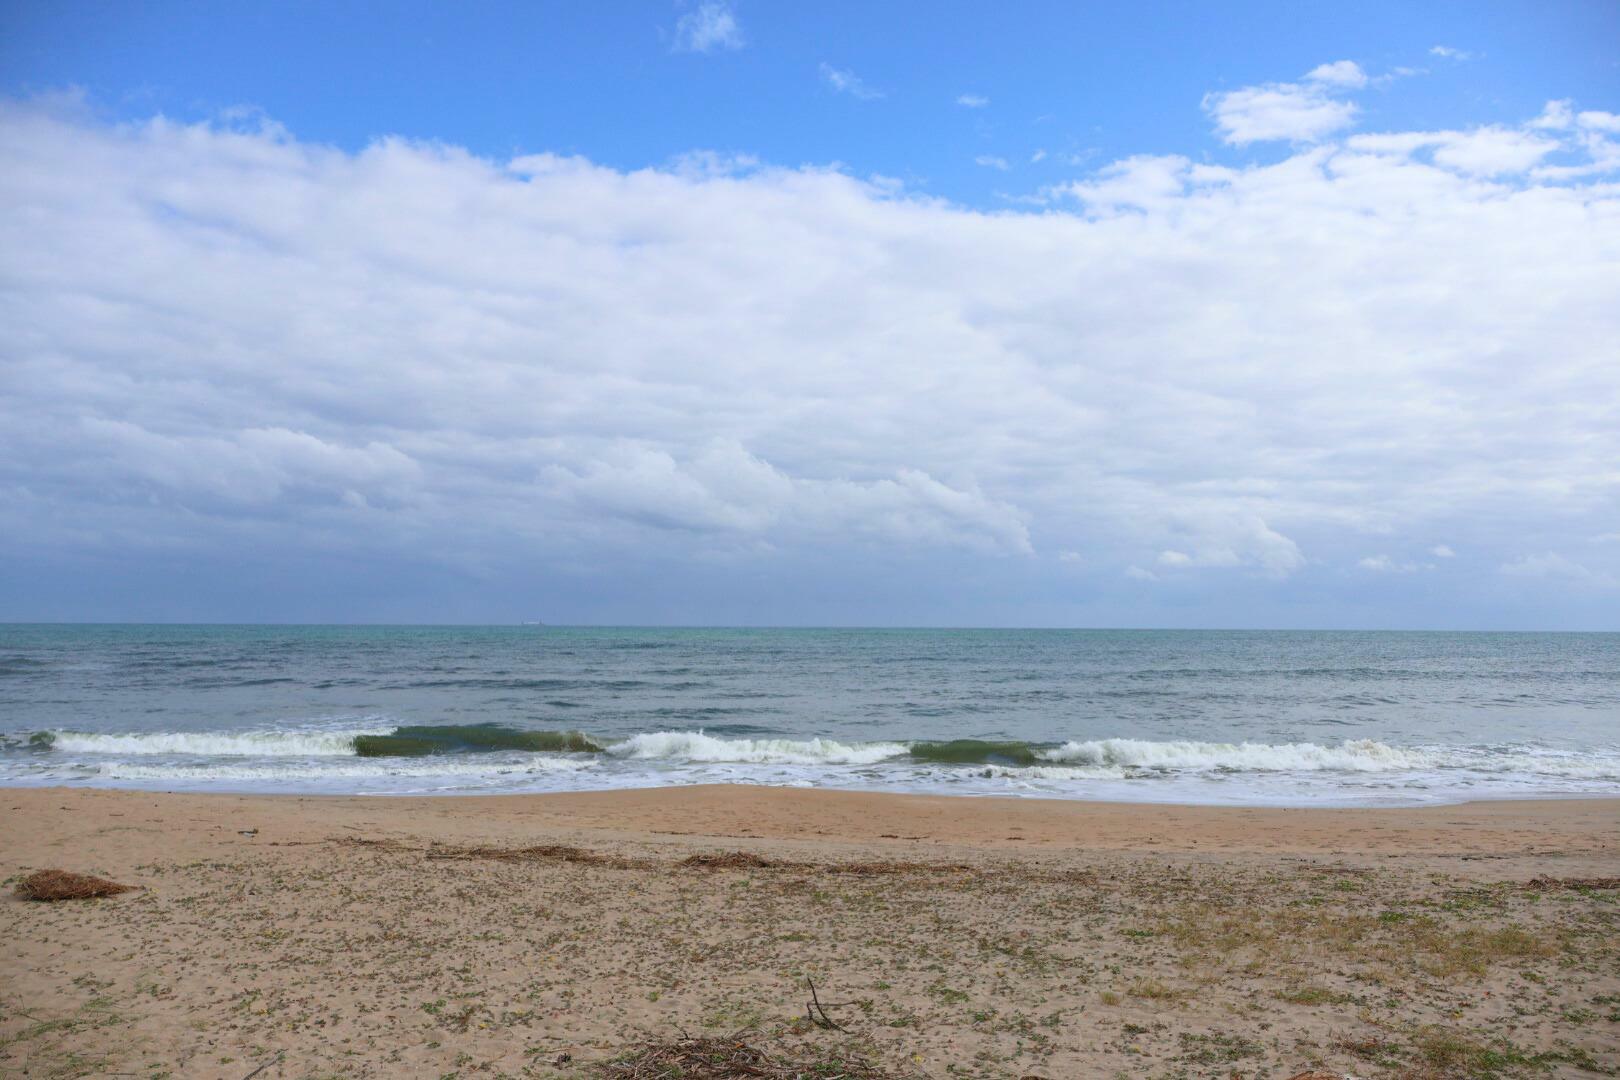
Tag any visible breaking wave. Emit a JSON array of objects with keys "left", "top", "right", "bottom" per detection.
[
  {"left": 34, "top": 727, "right": 393, "bottom": 757},
  {"left": 19, "top": 726, "right": 1619, "bottom": 787},
  {"left": 606, "top": 731, "right": 908, "bottom": 765}
]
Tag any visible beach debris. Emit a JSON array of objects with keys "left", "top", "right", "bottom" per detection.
[
  {"left": 681, "top": 851, "right": 776, "bottom": 870},
  {"left": 805, "top": 976, "right": 853, "bottom": 1032},
  {"left": 596, "top": 1032, "right": 896, "bottom": 1078},
  {"left": 14, "top": 869, "right": 137, "bottom": 901},
  {"left": 333, "top": 836, "right": 415, "bottom": 853},
  {"left": 240, "top": 1055, "right": 282, "bottom": 1080},
  {"left": 426, "top": 842, "right": 623, "bottom": 866},
  {"left": 1525, "top": 875, "right": 1620, "bottom": 891},
  {"left": 823, "top": 859, "right": 972, "bottom": 876},
  {"left": 332, "top": 835, "right": 649, "bottom": 866},
  {"left": 679, "top": 850, "right": 972, "bottom": 876},
  {"left": 333, "top": 835, "right": 999, "bottom": 880}
]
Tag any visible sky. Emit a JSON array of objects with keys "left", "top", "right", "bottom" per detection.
[{"left": 1, "top": 2, "right": 1618, "bottom": 628}]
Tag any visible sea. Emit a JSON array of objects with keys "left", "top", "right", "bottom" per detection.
[{"left": 2, "top": 625, "right": 1617, "bottom": 807}]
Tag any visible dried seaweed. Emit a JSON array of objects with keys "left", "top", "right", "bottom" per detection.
[
  {"left": 681, "top": 851, "right": 778, "bottom": 870},
  {"left": 15, "top": 869, "right": 136, "bottom": 901},
  {"left": 596, "top": 1033, "right": 896, "bottom": 1079},
  {"left": 1524, "top": 875, "right": 1620, "bottom": 891}
]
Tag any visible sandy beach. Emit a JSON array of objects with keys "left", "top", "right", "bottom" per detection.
[{"left": 2, "top": 786, "right": 1616, "bottom": 1078}]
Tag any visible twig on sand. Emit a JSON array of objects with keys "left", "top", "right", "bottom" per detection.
[
  {"left": 806, "top": 977, "right": 849, "bottom": 1032},
  {"left": 241, "top": 1055, "right": 281, "bottom": 1080}
]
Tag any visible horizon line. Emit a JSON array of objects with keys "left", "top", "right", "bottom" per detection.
[{"left": 1, "top": 622, "right": 1615, "bottom": 634}]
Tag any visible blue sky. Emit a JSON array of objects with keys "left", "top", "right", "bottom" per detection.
[
  {"left": 1, "top": 2, "right": 1619, "bottom": 627},
  {"left": 5, "top": 1, "right": 1617, "bottom": 206}
]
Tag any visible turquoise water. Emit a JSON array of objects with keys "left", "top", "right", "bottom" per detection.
[{"left": 2, "top": 625, "right": 1617, "bottom": 805}]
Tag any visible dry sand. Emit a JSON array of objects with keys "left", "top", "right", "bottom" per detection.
[{"left": 1, "top": 786, "right": 1616, "bottom": 1078}]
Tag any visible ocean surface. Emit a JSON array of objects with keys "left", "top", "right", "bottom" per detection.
[{"left": 2, "top": 625, "right": 1617, "bottom": 806}]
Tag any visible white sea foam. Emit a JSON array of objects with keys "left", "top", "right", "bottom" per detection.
[
  {"left": 606, "top": 731, "right": 909, "bottom": 765},
  {"left": 979, "top": 764, "right": 1129, "bottom": 781},
  {"left": 88, "top": 755, "right": 595, "bottom": 782},
  {"left": 1039, "top": 737, "right": 1433, "bottom": 772},
  {"left": 14, "top": 726, "right": 1618, "bottom": 804},
  {"left": 44, "top": 727, "right": 393, "bottom": 757}
]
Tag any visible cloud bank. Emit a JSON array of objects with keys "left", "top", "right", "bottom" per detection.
[{"left": 2, "top": 78, "right": 1618, "bottom": 623}]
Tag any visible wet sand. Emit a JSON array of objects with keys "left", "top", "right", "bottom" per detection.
[{"left": 3, "top": 786, "right": 1616, "bottom": 1077}]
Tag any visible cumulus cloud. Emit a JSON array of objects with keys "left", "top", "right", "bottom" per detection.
[
  {"left": 819, "top": 63, "right": 881, "bottom": 99},
  {"left": 956, "top": 94, "right": 989, "bottom": 108},
  {"left": 673, "top": 1, "right": 744, "bottom": 53},
  {"left": 1203, "top": 62, "right": 1364, "bottom": 144},
  {"left": 1429, "top": 45, "right": 1473, "bottom": 61},
  {"left": 1430, "top": 545, "right": 1455, "bottom": 558},
  {"left": 974, "top": 154, "right": 1009, "bottom": 170},
  {"left": 1305, "top": 60, "right": 1368, "bottom": 88},
  {"left": 2, "top": 75, "right": 1619, "bottom": 620}
]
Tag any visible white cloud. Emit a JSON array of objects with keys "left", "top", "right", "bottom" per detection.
[
  {"left": 1430, "top": 545, "right": 1455, "bottom": 558},
  {"left": 1347, "top": 125, "right": 1562, "bottom": 176},
  {"left": 2, "top": 84, "right": 1619, "bottom": 614},
  {"left": 1203, "top": 63, "right": 1364, "bottom": 144},
  {"left": 1030, "top": 148, "right": 1047, "bottom": 164},
  {"left": 1125, "top": 566, "right": 1159, "bottom": 582},
  {"left": 1358, "top": 555, "right": 1423, "bottom": 574},
  {"left": 1154, "top": 515, "right": 1305, "bottom": 579},
  {"left": 1431, "top": 127, "right": 1560, "bottom": 175},
  {"left": 76, "top": 419, "right": 422, "bottom": 506},
  {"left": 819, "top": 63, "right": 881, "bottom": 100},
  {"left": 956, "top": 94, "right": 989, "bottom": 109},
  {"left": 974, "top": 154, "right": 1009, "bottom": 171},
  {"left": 544, "top": 442, "right": 1030, "bottom": 553},
  {"left": 1532, "top": 100, "right": 1575, "bottom": 130},
  {"left": 1499, "top": 553, "right": 1617, "bottom": 587},
  {"left": 673, "top": 1, "right": 744, "bottom": 53},
  {"left": 1305, "top": 60, "right": 1368, "bottom": 88},
  {"left": 1052, "top": 153, "right": 1198, "bottom": 212},
  {"left": 1429, "top": 45, "right": 1473, "bottom": 61},
  {"left": 1579, "top": 110, "right": 1620, "bottom": 134}
]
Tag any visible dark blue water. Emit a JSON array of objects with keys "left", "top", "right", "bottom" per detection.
[{"left": 2, "top": 626, "right": 1617, "bottom": 805}]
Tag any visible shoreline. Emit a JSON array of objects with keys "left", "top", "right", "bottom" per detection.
[
  {"left": 6, "top": 783, "right": 1618, "bottom": 859},
  {"left": 9, "top": 778, "right": 1620, "bottom": 813},
  {"left": 4, "top": 785, "right": 1616, "bottom": 1077}
]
